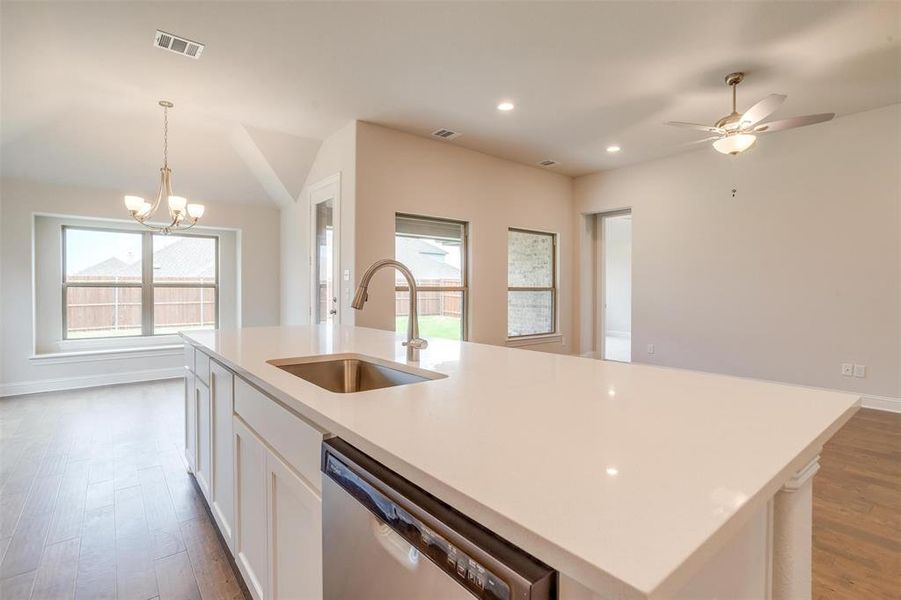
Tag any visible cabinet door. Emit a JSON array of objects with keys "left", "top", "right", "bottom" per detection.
[
  {"left": 195, "top": 377, "right": 212, "bottom": 502},
  {"left": 184, "top": 369, "right": 196, "bottom": 472},
  {"left": 267, "top": 451, "right": 323, "bottom": 600},
  {"left": 234, "top": 417, "right": 270, "bottom": 600},
  {"left": 210, "top": 361, "right": 235, "bottom": 551}
]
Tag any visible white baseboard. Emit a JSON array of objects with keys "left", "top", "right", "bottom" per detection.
[
  {"left": 0, "top": 367, "right": 184, "bottom": 398},
  {"left": 605, "top": 330, "right": 631, "bottom": 339},
  {"left": 861, "top": 394, "right": 901, "bottom": 414}
]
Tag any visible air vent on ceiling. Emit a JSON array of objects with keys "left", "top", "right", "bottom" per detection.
[
  {"left": 154, "top": 30, "right": 205, "bottom": 59},
  {"left": 431, "top": 128, "right": 461, "bottom": 140},
  {"left": 537, "top": 159, "right": 558, "bottom": 167}
]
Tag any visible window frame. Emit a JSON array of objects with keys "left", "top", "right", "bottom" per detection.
[
  {"left": 394, "top": 213, "right": 469, "bottom": 341},
  {"left": 506, "top": 227, "right": 558, "bottom": 339},
  {"left": 61, "top": 225, "right": 219, "bottom": 340}
]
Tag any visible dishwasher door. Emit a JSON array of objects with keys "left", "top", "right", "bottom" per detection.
[
  {"left": 323, "top": 474, "right": 473, "bottom": 600},
  {"left": 322, "top": 438, "right": 556, "bottom": 600}
]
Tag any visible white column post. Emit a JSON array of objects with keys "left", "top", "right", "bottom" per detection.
[{"left": 772, "top": 455, "right": 820, "bottom": 600}]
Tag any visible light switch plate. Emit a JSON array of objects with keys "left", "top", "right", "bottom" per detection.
[
  {"left": 853, "top": 364, "right": 866, "bottom": 378},
  {"left": 647, "top": 344, "right": 655, "bottom": 355},
  {"left": 841, "top": 363, "right": 853, "bottom": 377}
]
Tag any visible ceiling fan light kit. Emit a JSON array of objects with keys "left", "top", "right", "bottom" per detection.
[
  {"left": 713, "top": 134, "right": 757, "bottom": 156},
  {"left": 123, "top": 100, "right": 205, "bottom": 234},
  {"left": 665, "top": 72, "right": 835, "bottom": 156}
]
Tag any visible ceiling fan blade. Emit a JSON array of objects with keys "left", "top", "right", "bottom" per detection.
[
  {"left": 741, "top": 94, "right": 787, "bottom": 126},
  {"left": 665, "top": 121, "right": 723, "bottom": 134},
  {"left": 754, "top": 113, "right": 835, "bottom": 133},
  {"left": 682, "top": 136, "right": 720, "bottom": 147}
]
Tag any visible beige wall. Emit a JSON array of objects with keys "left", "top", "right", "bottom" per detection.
[
  {"left": 574, "top": 104, "right": 901, "bottom": 398},
  {"left": 281, "top": 121, "right": 357, "bottom": 325},
  {"left": 355, "top": 122, "right": 575, "bottom": 352},
  {"left": 0, "top": 178, "right": 281, "bottom": 391}
]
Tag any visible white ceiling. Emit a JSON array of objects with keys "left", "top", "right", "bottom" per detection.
[{"left": 2, "top": 1, "right": 898, "bottom": 205}]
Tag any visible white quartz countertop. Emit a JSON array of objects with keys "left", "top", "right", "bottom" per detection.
[{"left": 182, "top": 325, "right": 859, "bottom": 598}]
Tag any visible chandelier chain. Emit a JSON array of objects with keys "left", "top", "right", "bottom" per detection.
[{"left": 163, "top": 105, "right": 169, "bottom": 169}]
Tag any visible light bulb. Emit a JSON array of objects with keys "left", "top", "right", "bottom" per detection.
[
  {"left": 713, "top": 134, "right": 756, "bottom": 155},
  {"left": 187, "top": 203, "right": 205, "bottom": 219},
  {"left": 124, "top": 195, "right": 145, "bottom": 212},
  {"left": 168, "top": 195, "right": 187, "bottom": 212}
]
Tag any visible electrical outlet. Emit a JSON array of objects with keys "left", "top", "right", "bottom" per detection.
[
  {"left": 853, "top": 364, "right": 866, "bottom": 378},
  {"left": 647, "top": 344, "right": 655, "bottom": 355},
  {"left": 841, "top": 363, "right": 853, "bottom": 377}
]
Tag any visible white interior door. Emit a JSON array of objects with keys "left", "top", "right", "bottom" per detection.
[
  {"left": 309, "top": 175, "right": 340, "bottom": 325},
  {"left": 600, "top": 212, "right": 632, "bottom": 362}
]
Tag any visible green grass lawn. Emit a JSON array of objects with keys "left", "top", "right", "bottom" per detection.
[{"left": 396, "top": 315, "right": 461, "bottom": 340}]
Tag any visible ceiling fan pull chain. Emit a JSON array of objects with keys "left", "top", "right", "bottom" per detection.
[{"left": 729, "top": 153, "right": 738, "bottom": 199}]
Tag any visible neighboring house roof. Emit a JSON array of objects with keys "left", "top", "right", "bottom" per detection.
[
  {"left": 73, "top": 256, "right": 136, "bottom": 279},
  {"left": 395, "top": 237, "right": 461, "bottom": 283},
  {"left": 152, "top": 238, "right": 215, "bottom": 281},
  {"left": 74, "top": 237, "right": 215, "bottom": 282}
]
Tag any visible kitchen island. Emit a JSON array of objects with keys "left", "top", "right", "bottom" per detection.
[{"left": 180, "top": 325, "right": 859, "bottom": 599}]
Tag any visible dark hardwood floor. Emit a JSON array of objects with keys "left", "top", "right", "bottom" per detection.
[
  {"left": 0, "top": 380, "right": 245, "bottom": 600},
  {"left": 813, "top": 408, "right": 901, "bottom": 600},
  {"left": 0, "top": 381, "right": 898, "bottom": 599}
]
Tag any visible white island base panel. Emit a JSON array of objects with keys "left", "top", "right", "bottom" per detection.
[
  {"left": 181, "top": 325, "right": 859, "bottom": 599},
  {"left": 561, "top": 457, "right": 820, "bottom": 599}
]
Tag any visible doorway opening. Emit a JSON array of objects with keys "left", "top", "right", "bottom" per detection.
[
  {"left": 310, "top": 175, "right": 340, "bottom": 325},
  {"left": 599, "top": 211, "right": 632, "bottom": 362}
]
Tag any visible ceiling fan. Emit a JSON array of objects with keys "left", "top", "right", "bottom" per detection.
[{"left": 665, "top": 72, "right": 835, "bottom": 155}]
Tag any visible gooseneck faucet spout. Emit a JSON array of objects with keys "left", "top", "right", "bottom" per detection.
[{"left": 352, "top": 259, "right": 428, "bottom": 362}]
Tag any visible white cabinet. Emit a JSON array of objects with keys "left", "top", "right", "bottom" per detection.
[
  {"left": 233, "top": 411, "right": 324, "bottom": 600},
  {"left": 267, "top": 450, "right": 323, "bottom": 600},
  {"left": 184, "top": 367, "right": 196, "bottom": 472},
  {"left": 210, "top": 360, "right": 236, "bottom": 551},
  {"left": 234, "top": 417, "right": 270, "bottom": 600},
  {"left": 185, "top": 345, "right": 324, "bottom": 600},
  {"left": 195, "top": 376, "right": 213, "bottom": 502}
]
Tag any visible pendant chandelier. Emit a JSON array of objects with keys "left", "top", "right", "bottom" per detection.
[{"left": 123, "top": 100, "right": 205, "bottom": 233}]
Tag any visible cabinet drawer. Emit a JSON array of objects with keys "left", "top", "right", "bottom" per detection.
[
  {"left": 184, "top": 343, "right": 195, "bottom": 372},
  {"left": 234, "top": 377, "right": 324, "bottom": 492},
  {"left": 195, "top": 349, "right": 211, "bottom": 385}
]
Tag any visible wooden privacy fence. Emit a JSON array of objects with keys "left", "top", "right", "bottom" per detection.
[
  {"left": 395, "top": 290, "right": 462, "bottom": 318},
  {"left": 66, "top": 286, "right": 216, "bottom": 334}
]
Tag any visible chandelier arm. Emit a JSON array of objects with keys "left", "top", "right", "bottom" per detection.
[
  {"left": 130, "top": 215, "right": 166, "bottom": 231},
  {"left": 176, "top": 219, "right": 199, "bottom": 232}
]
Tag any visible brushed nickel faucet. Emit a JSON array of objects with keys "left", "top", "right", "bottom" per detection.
[{"left": 352, "top": 259, "right": 428, "bottom": 362}]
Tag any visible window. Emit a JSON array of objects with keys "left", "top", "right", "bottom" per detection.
[
  {"left": 62, "top": 226, "right": 218, "bottom": 339},
  {"left": 395, "top": 214, "right": 468, "bottom": 341},
  {"left": 507, "top": 228, "right": 556, "bottom": 337}
]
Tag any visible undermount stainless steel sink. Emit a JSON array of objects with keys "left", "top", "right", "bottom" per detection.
[{"left": 266, "top": 354, "right": 445, "bottom": 393}]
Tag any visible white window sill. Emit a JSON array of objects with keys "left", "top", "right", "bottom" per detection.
[
  {"left": 30, "top": 344, "right": 183, "bottom": 365},
  {"left": 506, "top": 333, "right": 563, "bottom": 347}
]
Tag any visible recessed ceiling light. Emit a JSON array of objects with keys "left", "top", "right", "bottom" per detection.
[
  {"left": 606, "top": 467, "right": 619, "bottom": 476},
  {"left": 606, "top": 145, "right": 621, "bottom": 153},
  {"left": 497, "top": 102, "right": 515, "bottom": 111}
]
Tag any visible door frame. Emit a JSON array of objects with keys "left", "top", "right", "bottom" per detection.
[
  {"left": 596, "top": 209, "right": 632, "bottom": 362},
  {"left": 308, "top": 173, "right": 341, "bottom": 325}
]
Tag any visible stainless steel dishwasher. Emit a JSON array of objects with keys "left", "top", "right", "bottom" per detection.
[{"left": 322, "top": 438, "right": 556, "bottom": 600}]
